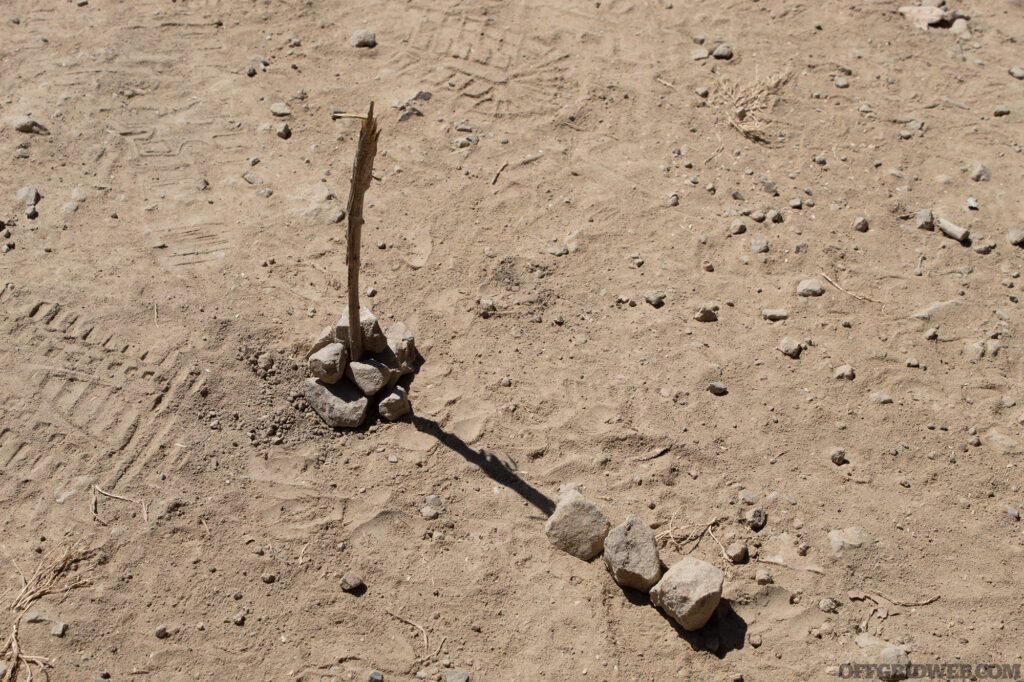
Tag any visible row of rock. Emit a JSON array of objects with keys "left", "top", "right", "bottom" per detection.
[
  {"left": 545, "top": 486, "right": 725, "bottom": 631},
  {"left": 302, "top": 306, "right": 417, "bottom": 428}
]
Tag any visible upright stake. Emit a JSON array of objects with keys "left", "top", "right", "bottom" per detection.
[{"left": 344, "top": 102, "right": 380, "bottom": 362}]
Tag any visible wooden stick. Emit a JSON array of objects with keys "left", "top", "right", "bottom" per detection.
[
  {"left": 491, "top": 162, "right": 508, "bottom": 185},
  {"left": 344, "top": 102, "right": 380, "bottom": 362},
  {"left": 818, "top": 272, "right": 882, "bottom": 304},
  {"left": 416, "top": 634, "right": 446, "bottom": 664},
  {"left": 872, "top": 591, "right": 940, "bottom": 607}
]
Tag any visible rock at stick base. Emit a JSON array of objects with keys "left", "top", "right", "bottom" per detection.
[
  {"left": 303, "top": 378, "right": 368, "bottom": 428},
  {"left": 649, "top": 557, "right": 724, "bottom": 631},
  {"left": 378, "top": 386, "right": 410, "bottom": 421},
  {"left": 336, "top": 306, "right": 387, "bottom": 354},
  {"left": 309, "top": 342, "right": 348, "bottom": 384},
  {"left": 347, "top": 359, "right": 389, "bottom": 396}
]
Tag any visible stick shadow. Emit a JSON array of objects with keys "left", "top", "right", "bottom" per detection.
[{"left": 410, "top": 414, "right": 555, "bottom": 517}]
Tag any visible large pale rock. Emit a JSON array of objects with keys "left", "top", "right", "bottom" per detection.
[
  {"left": 378, "top": 386, "right": 410, "bottom": 421},
  {"left": 829, "top": 526, "right": 871, "bottom": 553},
  {"left": 303, "top": 378, "right": 368, "bottom": 428},
  {"left": 544, "top": 488, "right": 610, "bottom": 560},
  {"left": 17, "top": 185, "right": 40, "bottom": 206},
  {"left": 603, "top": 514, "right": 662, "bottom": 590},
  {"left": 308, "top": 342, "right": 348, "bottom": 384},
  {"left": 378, "top": 322, "right": 417, "bottom": 386},
  {"left": 336, "top": 306, "right": 386, "bottom": 354},
  {"left": 855, "top": 634, "right": 911, "bottom": 681},
  {"left": 346, "top": 359, "right": 389, "bottom": 396},
  {"left": 649, "top": 557, "right": 724, "bottom": 631}
]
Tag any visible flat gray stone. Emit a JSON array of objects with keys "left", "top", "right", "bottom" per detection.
[
  {"left": 14, "top": 117, "right": 49, "bottom": 134},
  {"left": 649, "top": 557, "right": 724, "bottom": 631},
  {"left": 911, "top": 300, "right": 959, "bottom": 321},
  {"left": 347, "top": 359, "right": 389, "bottom": 396},
  {"left": 303, "top": 378, "right": 368, "bottom": 428},
  {"left": 834, "top": 364, "right": 855, "bottom": 380},
  {"left": 309, "top": 342, "right": 348, "bottom": 384},
  {"left": 797, "top": 278, "right": 825, "bottom": 297},
  {"left": 270, "top": 102, "right": 291, "bottom": 117},
  {"left": 761, "top": 308, "right": 789, "bottom": 321},
  {"left": 1009, "top": 230, "right": 1024, "bottom": 247},
  {"left": 545, "top": 488, "right": 610, "bottom": 561},
  {"left": 870, "top": 391, "right": 893, "bottom": 404},
  {"left": 603, "top": 514, "right": 662, "bottom": 591},
  {"left": 446, "top": 672, "right": 470, "bottom": 682},
  {"left": 378, "top": 386, "right": 410, "bottom": 421}
]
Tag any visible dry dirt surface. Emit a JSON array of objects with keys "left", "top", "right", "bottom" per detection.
[{"left": 2, "top": 0, "right": 1024, "bottom": 680}]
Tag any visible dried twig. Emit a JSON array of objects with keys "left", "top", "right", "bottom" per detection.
[
  {"left": 819, "top": 272, "right": 882, "bottom": 304},
  {"left": 384, "top": 609, "right": 429, "bottom": 657},
  {"left": 491, "top": 162, "right": 508, "bottom": 185},
  {"left": 756, "top": 557, "right": 825, "bottom": 575},
  {"left": 656, "top": 515, "right": 722, "bottom": 555},
  {"left": 656, "top": 77, "right": 676, "bottom": 89},
  {"left": 415, "top": 635, "right": 446, "bottom": 664},
  {"left": 706, "top": 525, "right": 731, "bottom": 561},
  {"left": 343, "top": 102, "right": 380, "bottom": 362},
  {"left": 633, "top": 446, "right": 671, "bottom": 462},
  {"left": 712, "top": 73, "right": 790, "bottom": 144},
  {"left": 92, "top": 485, "right": 147, "bottom": 524},
  {"left": 2, "top": 542, "right": 93, "bottom": 681}
]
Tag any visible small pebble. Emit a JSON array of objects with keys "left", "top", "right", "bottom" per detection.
[
  {"left": 340, "top": 572, "right": 365, "bottom": 592},
  {"left": 712, "top": 44, "right": 733, "bottom": 60},
  {"left": 351, "top": 30, "right": 377, "bottom": 48},
  {"left": 645, "top": 291, "right": 666, "bottom": 308}
]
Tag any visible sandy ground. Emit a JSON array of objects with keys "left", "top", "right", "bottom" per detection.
[{"left": 2, "top": 0, "right": 1024, "bottom": 679}]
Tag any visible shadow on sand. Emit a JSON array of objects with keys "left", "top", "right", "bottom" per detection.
[{"left": 410, "top": 414, "right": 555, "bottom": 517}]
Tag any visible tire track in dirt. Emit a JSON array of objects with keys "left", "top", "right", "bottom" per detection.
[{"left": 0, "top": 297, "right": 204, "bottom": 520}]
